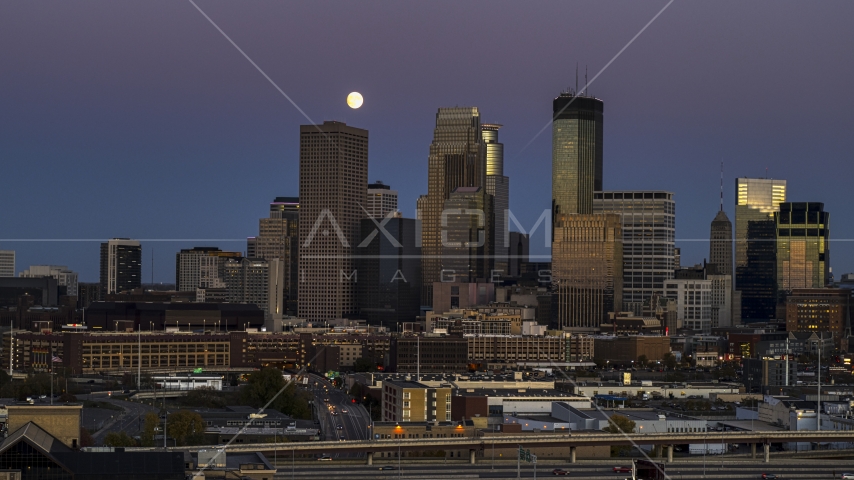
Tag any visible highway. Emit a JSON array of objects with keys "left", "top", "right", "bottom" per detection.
[
  {"left": 271, "top": 458, "right": 854, "bottom": 479},
  {"left": 307, "top": 373, "right": 372, "bottom": 459}
]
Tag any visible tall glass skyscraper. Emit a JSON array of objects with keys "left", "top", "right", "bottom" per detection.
[
  {"left": 735, "top": 177, "right": 786, "bottom": 322},
  {"left": 593, "top": 191, "right": 675, "bottom": 312},
  {"left": 552, "top": 93, "right": 603, "bottom": 219},
  {"left": 420, "top": 108, "right": 487, "bottom": 306},
  {"left": 483, "top": 124, "right": 509, "bottom": 276},
  {"left": 775, "top": 202, "right": 829, "bottom": 291}
]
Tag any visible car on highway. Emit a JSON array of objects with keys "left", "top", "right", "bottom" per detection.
[
  {"left": 551, "top": 468, "right": 568, "bottom": 475},
  {"left": 841, "top": 474, "right": 854, "bottom": 480},
  {"left": 318, "top": 455, "right": 332, "bottom": 461},
  {"left": 378, "top": 466, "right": 396, "bottom": 471},
  {"left": 761, "top": 474, "right": 778, "bottom": 479},
  {"left": 613, "top": 466, "right": 632, "bottom": 473},
  {"left": 336, "top": 424, "right": 343, "bottom": 430},
  {"left": 342, "top": 409, "right": 348, "bottom": 413}
]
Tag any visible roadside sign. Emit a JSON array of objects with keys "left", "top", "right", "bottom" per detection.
[{"left": 532, "top": 454, "right": 537, "bottom": 464}]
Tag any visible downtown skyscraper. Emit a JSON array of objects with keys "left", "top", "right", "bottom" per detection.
[
  {"left": 775, "top": 202, "right": 830, "bottom": 292},
  {"left": 483, "top": 124, "right": 510, "bottom": 276},
  {"left": 420, "top": 107, "right": 487, "bottom": 306},
  {"left": 248, "top": 197, "right": 300, "bottom": 315},
  {"left": 551, "top": 92, "right": 621, "bottom": 331},
  {"left": 593, "top": 190, "right": 675, "bottom": 313},
  {"left": 551, "top": 93, "right": 603, "bottom": 220},
  {"left": 298, "top": 121, "right": 368, "bottom": 322},
  {"left": 735, "top": 177, "right": 786, "bottom": 322},
  {"left": 99, "top": 238, "right": 141, "bottom": 297}
]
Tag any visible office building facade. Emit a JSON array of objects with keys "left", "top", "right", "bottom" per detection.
[
  {"left": 593, "top": 191, "right": 675, "bottom": 312},
  {"left": 775, "top": 202, "right": 830, "bottom": 292},
  {"left": 298, "top": 121, "right": 368, "bottom": 322},
  {"left": 19, "top": 265, "right": 79, "bottom": 297},
  {"left": 248, "top": 197, "right": 299, "bottom": 315},
  {"left": 441, "top": 186, "right": 494, "bottom": 283},
  {"left": 663, "top": 279, "right": 712, "bottom": 333},
  {"left": 356, "top": 217, "right": 421, "bottom": 328},
  {"left": 420, "top": 108, "right": 486, "bottom": 307},
  {"left": 99, "top": 238, "right": 141, "bottom": 297},
  {"left": 223, "top": 257, "right": 284, "bottom": 322},
  {"left": 735, "top": 178, "right": 786, "bottom": 322},
  {"left": 0, "top": 249, "right": 14, "bottom": 277},
  {"left": 785, "top": 288, "right": 850, "bottom": 346},
  {"left": 175, "top": 247, "right": 242, "bottom": 292},
  {"left": 552, "top": 214, "right": 622, "bottom": 331},
  {"left": 366, "top": 182, "right": 398, "bottom": 219}
]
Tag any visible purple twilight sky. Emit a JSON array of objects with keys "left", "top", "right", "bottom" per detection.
[{"left": 1, "top": 1, "right": 853, "bottom": 283}]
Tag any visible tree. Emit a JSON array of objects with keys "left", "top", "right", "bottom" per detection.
[
  {"left": 240, "top": 367, "right": 312, "bottom": 419},
  {"left": 79, "top": 428, "right": 95, "bottom": 448},
  {"left": 637, "top": 355, "right": 648, "bottom": 367},
  {"left": 104, "top": 431, "right": 137, "bottom": 447},
  {"left": 353, "top": 357, "right": 377, "bottom": 372},
  {"left": 604, "top": 414, "right": 636, "bottom": 434},
  {"left": 140, "top": 412, "right": 160, "bottom": 447},
  {"left": 604, "top": 415, "right": 636, "bottom": 456},
  {"left": 662, "top": 353, "right": 677, "bottom": 370},
  {"left": 167, "top": 410, "right": 206, "bottom": 446}
]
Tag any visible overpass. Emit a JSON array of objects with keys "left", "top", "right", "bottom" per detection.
[{"left": 126, "top": 430, "right": 854, "bottom": 465}]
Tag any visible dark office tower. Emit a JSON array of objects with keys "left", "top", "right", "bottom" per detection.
[
  {"left": 441, "top": 187, "right": 494, "bottom": 283},
  {"left": 710, "top": 210, "right": 733, "bottom": 276},
  {"left": 99, "top": 238, "right": 141, "bottom": 297},
  {"left": 593, "top": 191, "right": 676, "bottom": 312},
  {"left": 735, "top": 178, "right": 786, "bottom": 322},
  {"left": 482, "top": 124, "right": 510, "bottom": 276},
  {"left": 552, "top": 92, "right": 603, "bottom": 220},
  {"left": 248, "top": 197, "right": 299, "bottom": 315},
  {"left": 356, "top": 217, "right": 421, "bottom": 328},
  {"left": 775, "top": 202, "right": 830, "bottom": 291},
  {"left": 507, "top": 232, "right": 530, "bottom": 278},
  {"left": 737, "top": 220, "right": 777, "bottom": 322},
  {"left": 298, "top": 121, "right": 368, "bottom": 323},
  {"left": 420, "top": 108, "right": 486, "bottom": 306}
]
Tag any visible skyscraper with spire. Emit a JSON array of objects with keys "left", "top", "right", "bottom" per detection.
[
  {"left": 420, "top": 108, "right": 487, "bottom": 307},
  {"left": 710, "top": 167, "right": 733, "bottom": 277}
]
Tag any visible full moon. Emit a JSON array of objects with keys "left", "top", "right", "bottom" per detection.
[{"left": 347, "top": 92, "right": 363, "bottom": 109}]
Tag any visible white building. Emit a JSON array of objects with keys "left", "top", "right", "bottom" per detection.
[
  {"left": 0, "top": 250, "right": 14, "bottom": 278},
  {"left": 366, "top": 181, "right": 398, "bottom": 219},
  {"left": 664, "top": 279, "right": 712, "bottom": 333},
  {"left": 19, "top": 265, "right": 79, "bottom": 297}
]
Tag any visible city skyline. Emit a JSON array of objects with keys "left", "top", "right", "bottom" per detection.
[{"left": 2, "top": 1, "right": 853, "bottom": 283}]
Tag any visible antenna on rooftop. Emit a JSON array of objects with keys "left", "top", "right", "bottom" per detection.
[
  {"left": 720, "top": 161, "right": 724, "bottom": 212},
  {"left": 585, "top": 65, "right": 588, "bottom": 95},
  {"left": 575, "top": 63, "right": 578, "bottom": 95}
]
